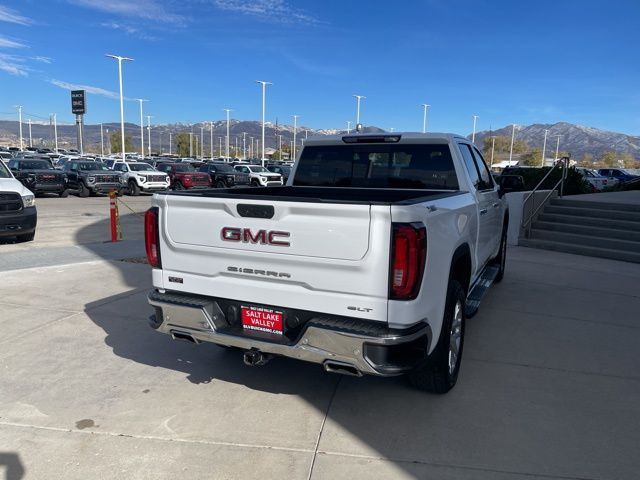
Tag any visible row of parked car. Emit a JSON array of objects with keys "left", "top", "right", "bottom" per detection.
[
  {"left": 576, "top": 167, "right": 639, "bottom": 191},
  {"left": 1, "top": 151, "right": 294, "bottom": 198}
]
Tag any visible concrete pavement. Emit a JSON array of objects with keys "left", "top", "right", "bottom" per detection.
[{"left": 1, "top": 197, "right": 639, "bottom": 479}]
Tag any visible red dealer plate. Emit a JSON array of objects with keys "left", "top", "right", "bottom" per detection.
[{"left": 241, "top": 306, "right": 284, "bottom": 335}]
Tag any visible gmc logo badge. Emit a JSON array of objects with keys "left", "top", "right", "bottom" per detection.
[{"left": 221, "top": 227, "right": 290, "bottom": 247}]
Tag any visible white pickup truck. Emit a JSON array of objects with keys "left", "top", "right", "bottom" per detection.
[{"left": 145, "top": 133, "right": 508, "bottom": 393}]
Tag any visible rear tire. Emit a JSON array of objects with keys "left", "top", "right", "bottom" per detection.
[
  {"left": 174, "top": 181, "right": 184, "bottom": 191},
  {"left": 128, "top": 180, "right": 140, "bottom": 196},
  {"left": 78, "top": 182, "right": 90, "bottom": 198},
  {"left": 408, "top": 279, "right": 465, "bottom": 394},
  {"left": 216, "top": 180, "right": 226, "bottom": 189},
  {"left": 17, "top": 232, "right": 35, "bottom": 242},
  {"left": 59, "top": 189, "right": 69, "bottom": 198},
  {"left": 492, "top": 225, "right": 507, "bottom": 283}
]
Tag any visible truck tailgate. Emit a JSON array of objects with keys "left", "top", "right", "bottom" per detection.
[{"left": 154, "top": 194, "right": 391, "bottom": 322}]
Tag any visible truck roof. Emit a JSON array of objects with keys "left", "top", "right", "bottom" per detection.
[{"left": 303, "top": 132, "right": 470, "bottom": 146}]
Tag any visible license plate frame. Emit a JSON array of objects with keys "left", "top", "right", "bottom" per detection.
[{"left": 241, "top": 305, "right": 284, "bottom": 336}]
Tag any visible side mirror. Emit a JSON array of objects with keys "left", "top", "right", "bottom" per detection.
[{"left": 498, "top": 175, "right": 525, "bottom": 197}]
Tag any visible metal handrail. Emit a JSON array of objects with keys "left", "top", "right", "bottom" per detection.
[{"left": 521, "top": 157, "right": 568, "bottom": 236}]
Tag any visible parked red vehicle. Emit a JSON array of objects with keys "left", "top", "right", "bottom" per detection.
[{"left": 156, "top": 163, "right": 211, "bottom": 190}]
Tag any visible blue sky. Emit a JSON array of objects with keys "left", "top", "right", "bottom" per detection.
[{"left": 1, "top": 0, "right": 639, "bottom": 135}]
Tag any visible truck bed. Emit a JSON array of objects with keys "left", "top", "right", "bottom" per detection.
[{"left": 161, "top": 186, "right": 462, "bottom": 205}]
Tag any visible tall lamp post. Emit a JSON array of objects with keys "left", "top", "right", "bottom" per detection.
[
  {"left": 28, "top": 118, "right": 32, "bottom": 148},
  {"left": 16, "top": 106, "right": 23, "bottom": 151},
  {"left": 52, "top": 113, "right": 58, "bottom": 153},
  {"left": 224, "top": 108, "right": 232, "bottom": 160},
  {"left": 509, "top": 124, "right": 517, "bottom": 164},
  {"left": 106, "top": 54, "right": 134, "bottom": 161},
  {"left": 137, "top": 99, "right": 147, "bottom": 159},
  {"left": 100, "top": 123, "right": 104, "bottom": 156},
  {"left": 421, "top": 104, "right": 430, "bottom": 133},
  {"left": 553, "top": 135, "right": 562, "bottom": 161},
  {"left": 256, "top": 80, "right": 272, "bottom": 166},
  {"left": 146, "top": 115, "right": 152, "bottom": 156},
  {"left": 353, "top": 95, "right": 365, "bottom": 127},
  {"left": 472, "top": 115, "right": 479, "bottom": 143},
  {"left": 346, "top": 121, "right": 352, "bottom": 133},
  {"left": 210, "top": 122, "right": 214, "bottom": 160},
  {"left": 292, "top": 115, "right": 299, "bottom": 161},
  {"left": 541, "top": 129, "right": 549, "bottom": 167}
]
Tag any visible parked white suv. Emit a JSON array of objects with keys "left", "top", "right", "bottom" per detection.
[
  {"left": 145, "top": 133, "right": 508, "bottom": 393},
  {"left": 0, "top": 159, "right": 37, "bottom": 242},
  {"left": 234, "top": 165, "right": 283, "bottom": 186},
  {"left": 111, "top": 161, "right": 170, "bottom": 196}
]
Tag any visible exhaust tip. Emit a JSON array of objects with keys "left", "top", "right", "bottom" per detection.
[
  {"left": 323, "top": 361, "right": 362, "bottom": 377},
  {"left": 171, "top": 330, "right": 199, "bottom": 344},
  {"left": 243, "top": 350, "right": 271, "bottom": 367}
]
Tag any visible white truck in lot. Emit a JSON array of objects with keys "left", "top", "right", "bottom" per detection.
[
  {"left": 111, "top": 161, "right": 170, "bottom": 196},
  {"left": 145, "top": 133, "right": 508, "bottom": 393}
]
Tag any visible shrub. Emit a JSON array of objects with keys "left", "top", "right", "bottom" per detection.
[{"left": 501, "top": 166, "right": 591, "bottom": 195}]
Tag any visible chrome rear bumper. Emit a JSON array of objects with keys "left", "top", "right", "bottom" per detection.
[{"left": 147, "top": 290, "right": 431, "bottom": 376}]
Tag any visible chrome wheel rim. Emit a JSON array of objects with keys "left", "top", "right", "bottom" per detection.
[{"left": 448, "top": 301, "right": 463, "bottom": 375}]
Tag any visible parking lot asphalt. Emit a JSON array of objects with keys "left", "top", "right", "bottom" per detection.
[{"left": 1, "top": 195, "right": 639, "bottom": 479}]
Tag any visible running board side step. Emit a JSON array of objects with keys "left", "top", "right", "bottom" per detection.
[{"left": 465, "top": 264, "right": 500, "bottom": 318}]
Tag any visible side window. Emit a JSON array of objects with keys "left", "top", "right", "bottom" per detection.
[
  {"left": 472, "top": 147, "right": 494, "bottom": 189},
  {"left": 457, "top": 144, "right": 481, "bottom": 189},
  {"left": 8, "top": 160, "right": 17, "bottom": 169}
]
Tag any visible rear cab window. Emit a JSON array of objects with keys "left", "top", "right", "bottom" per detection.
[{"left": 293, "top": 143, "right": 459, "bottom": 190}]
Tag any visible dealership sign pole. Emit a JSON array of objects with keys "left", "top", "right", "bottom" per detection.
[{"left": 71, "top": 90, "right": 86, "bottom": 155}]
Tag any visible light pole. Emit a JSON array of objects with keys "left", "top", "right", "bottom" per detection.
[
  {"left": 490, "top": 136, "right": 496, "bottom": 167},
  {"left": 52, "top": 113, "right": 58, "bottom": 153},
  {"left": 278, "top": 134, "right": 282, "bottom": 159},
  {"left": 541, "top": 129, "right": 549, "bottom": 167},
  {"left": 256, "top": 80, "right": 272, "bottom": 166},
  {"left": 421, "top": 104, "right": 430, "bottom": 133},
  {"left": 553, "top": 135, "right": 562, "bottom": 161},
  {"left": 219, "top": 137, "right": 223, "bottom": 158},
  {"left": 189, "top": 125, "right": 193, "bottom": 157},
  {"left": 472, "top": 115, "right": 479, "bottom": 143},
  {"left": 224, "top": 108, "right": 232, "bottom": 160},
  {"left": 106, "top": 128, "right": 110, "bottom": 154},
  {"left": 292, "top": 115, "right": 299, "bottom": 161},
  {"left": 346, "top": 121, "right": 352, "bottom": 133},
  {"left": 209, "top": 122, "right": 214, "bottom": 160},
  {"left": 146, "top": 115, "right": 152, "bottom": 156},
  {"left": 353, "top": 95, "right": 365, "bottom": 126},
  {"left": 169, "top": 132, "right": 172, "bottom": 155},
  {"left": 28, "top": 118, "right": 32, "bottom": 148},
  {"left": 100, "top": 123, "right": 104, "bottom": 156},
  {"left": 242, "top": 132, "right": 247, "bottom": 159},
  {"left": 16, "top": 106, "right": 23, "bottom": 151},
  {"left": 200, "top": 125, "right": 204, "bottom": 159},
  {"left": 106, "top": 54, "right": 134, "bottom": 160},
  {"left": 137, "top": 99, "right": 147, "bottom": 159},
  {"left": 509, "top": 124, "right": 517, "bottom": 164}
]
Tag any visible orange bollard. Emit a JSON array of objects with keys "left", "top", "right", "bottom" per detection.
[{"left": 109, "top": 191, "right": 121, "bottom": 242}]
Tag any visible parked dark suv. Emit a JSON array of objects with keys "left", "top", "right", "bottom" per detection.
[
  {"left": 266, "top": 164, "right": 292, "bottom": 183},
  {"left": 62, "top": 161, "right": 123, "bottom": 197},
  {"left": 7, "top": 158, "right": 69, "bottom": 197},
  {"left": 198, "top": 162, "right": 250, "bottom": 188}
]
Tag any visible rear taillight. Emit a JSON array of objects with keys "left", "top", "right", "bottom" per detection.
[
  {"left": 390, "top": 223, "right": 426, "bottom": 300},
  {"left": 145, "top": 207, "right": 161, "bottom": 268}
]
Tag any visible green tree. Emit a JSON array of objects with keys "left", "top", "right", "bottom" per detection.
[
  {"left": 109, "top": 132, "right": 134, "bottom": 153},
  {"left": 520, "top": 148, "right": 542, "bottom": 166},
  {"left": 620, "top": 153, "right": 634, "bottom": 168},
  {"left": 175, "top": 133, "right": 191, "bottom": 157},
  {"left": 600, "top": 151, "right": 618, "bottom": 167}
]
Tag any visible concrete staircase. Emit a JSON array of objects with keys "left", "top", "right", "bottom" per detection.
[{"left": 520, "top": 197, "right": 640, "bottom": 263}]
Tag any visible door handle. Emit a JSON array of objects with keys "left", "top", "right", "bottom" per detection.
[
  {"left": 479, "top": 208, "right": 488, "bottom": 215},
  {"left": 492, "top": 202, "right": 500, "bottom": 208}
]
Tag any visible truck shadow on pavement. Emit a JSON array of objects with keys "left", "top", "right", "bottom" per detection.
[
  {"left": 78, "top": 213, "right": 460, "bottom": 479},
  {"left": 0, "top": 453, "right": 24, "bottom": 480}
]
